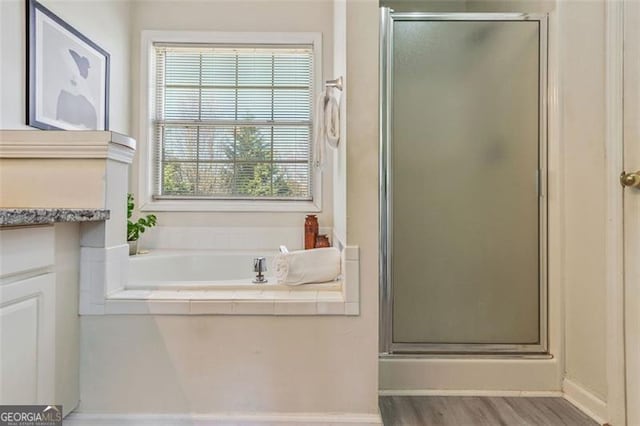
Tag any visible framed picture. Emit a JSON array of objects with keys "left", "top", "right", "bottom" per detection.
[{"left": 26, "top": 0, "right": 110, "bottom": 130}]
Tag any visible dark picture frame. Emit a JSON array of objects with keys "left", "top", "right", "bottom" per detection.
[{"left": 26, "top": 0, "right": 110, "bottom": 130}]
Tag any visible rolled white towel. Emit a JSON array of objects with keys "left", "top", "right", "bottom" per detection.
[{"left": 273, "top": 247, "right": 341, "bottom": 286}]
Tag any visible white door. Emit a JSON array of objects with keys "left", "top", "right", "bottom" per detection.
[{"left": 622, "top": 0, "right": 640, "bottom": 424}]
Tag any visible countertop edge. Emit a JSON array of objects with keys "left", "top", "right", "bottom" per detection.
[{"left": 0, "top": 208, "right": 111, "bottom": 227}]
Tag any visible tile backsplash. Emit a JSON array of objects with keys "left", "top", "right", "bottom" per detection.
[{"left": 140, "top": 226, "right": 333, "bottom": 251}]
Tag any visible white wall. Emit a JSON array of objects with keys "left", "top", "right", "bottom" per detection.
[
  {"left": 465, "top": 0, "right": 554, "bottom": 12},
  {"left": 53, "top": 223, "right": 82, "bottom": 415},
  {"left": 129, "top": 0, "right": 336, "bottom": 247},
  {"left": 76, "top": 0, "right": 379, "bottom": 419},
  {"left": 332, "top": 0, "right": 347, "bottom": 244},
  {"left": 558, "top": 0, "right": 608, "bottom": 403},
  {"left": 0, "top": 0, "right": 131, "bottom": 134},
  {"left": 381, "top": 0, "right": 467, "bottom": 11}
]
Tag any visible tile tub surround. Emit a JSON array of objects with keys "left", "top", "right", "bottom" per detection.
[
  {"left": 0, "top": 208, "right": 110, "bottom": 226},
  {"left": 104, "top": 289, "right": 346, "bottom": 315},
  {"left": 80, "top": 245, "right": 360, "bottom": 316},
  {"left": 140, "top": 225, "right": 334, "bottom": 251}
]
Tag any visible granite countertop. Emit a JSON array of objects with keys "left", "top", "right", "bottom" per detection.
[{"left": 0, "top": 208, "right": 110, "bottom": 227}]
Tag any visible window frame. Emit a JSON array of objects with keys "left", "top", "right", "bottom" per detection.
[{"left": 138, "top": 30, "right": 323, "bottom": 212}]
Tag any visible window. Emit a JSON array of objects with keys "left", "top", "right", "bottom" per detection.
[{"left": 152, "top": 43, "right": 314, "bottom": 201}]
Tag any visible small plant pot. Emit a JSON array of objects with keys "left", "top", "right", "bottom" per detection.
[{"left": 128, "top": 240, "right": 138, "bottom": 256}]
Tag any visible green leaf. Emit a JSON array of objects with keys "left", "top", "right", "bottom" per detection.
[{"left": 126, "top": 193, "right": 158, "bottom": 241}]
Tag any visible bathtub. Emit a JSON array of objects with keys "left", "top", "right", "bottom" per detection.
[{"left": 127, "top": 249, "right": 342, "bottom": 291}]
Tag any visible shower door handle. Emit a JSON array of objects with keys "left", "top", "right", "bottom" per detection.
[{"left": 621, "top": 171, "right": 640, "bottom": 188}]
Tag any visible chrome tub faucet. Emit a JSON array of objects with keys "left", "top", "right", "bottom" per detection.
[{"left": 253, "top": 257, "right": 268, "bottom": 283}]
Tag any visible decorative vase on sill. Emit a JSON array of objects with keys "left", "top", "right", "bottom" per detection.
[
  {"left": 127, "top": 193, "right": 157, "bottom": 256},
  {"left": 128, "top": 240, "right": 138, "bottom": 256},
  {"left": 304, "top": 214, "right": 319, "bottom": 250}
]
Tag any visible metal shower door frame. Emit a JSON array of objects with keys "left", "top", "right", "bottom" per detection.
[{"left": 379, "top": 9, "right": 549, "bottom": 355}]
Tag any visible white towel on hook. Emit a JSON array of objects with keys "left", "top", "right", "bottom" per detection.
[
  {"left": 313, "top": 89, "right": 340, "bottom": 169},
  {"left": 324, "top": 95, "right": 340, "bottom": 149}
]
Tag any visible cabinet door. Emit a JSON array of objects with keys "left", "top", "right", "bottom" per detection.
[{"left": 0, "top": 273, "right": 55, "bottom": 404}]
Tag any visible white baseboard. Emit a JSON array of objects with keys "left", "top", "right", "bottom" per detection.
[
  {"left": 562, "top": 378, "right": 607, "bottom": 425},
  {"left": 64, "top": 412, "right": 383, "bottom": 426},
  {"left": 379, "top": 389, "right": 563, "bottom": 397}
]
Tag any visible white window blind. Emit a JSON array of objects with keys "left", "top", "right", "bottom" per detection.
[{"left": 153, "top": 43, "right": 313, "bottom": 200}]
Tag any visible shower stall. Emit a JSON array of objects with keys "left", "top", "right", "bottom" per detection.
[{"left": 380, "top": 10, "right": 548, "bottom": 354}]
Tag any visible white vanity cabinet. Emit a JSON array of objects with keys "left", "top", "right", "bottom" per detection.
[
  {"left": 0, "top": 223, "right": 85, "bottom": 416},
  {"left": 0, "top": 226, "right": 57, "bottom": 405}
]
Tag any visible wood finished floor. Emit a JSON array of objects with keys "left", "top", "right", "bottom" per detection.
[{"left": 379, "top": 396, "right": 599, "bottom": 426}]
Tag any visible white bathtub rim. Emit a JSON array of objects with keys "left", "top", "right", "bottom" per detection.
[
  {"left": 129, "top": 248, "right": 280, "bottom": 259},
  {"left": 101, "top": 288, "right": 354, "bottom": 316},
  {"left": 127, "top": 279, "right": 342, "bottom": 291}
]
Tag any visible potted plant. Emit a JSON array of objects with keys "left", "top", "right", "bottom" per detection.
[{"left": 127, "top": 193, "right": 157, "bottom": 255}]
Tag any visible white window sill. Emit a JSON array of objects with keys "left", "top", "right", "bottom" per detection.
[
  {"left": 139, "top": 199, "right": 321, "bottom": 213},
  {"left": 102, "top": 287, "right": 358, "bottom": 316}
]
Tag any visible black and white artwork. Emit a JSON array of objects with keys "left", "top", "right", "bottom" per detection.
[{"left": 27, "top": 0, "right": 110, "bottom": 130}]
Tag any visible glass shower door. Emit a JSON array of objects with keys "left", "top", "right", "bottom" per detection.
[{"left": 380, "top": 12, "right": 547, "bottom": 353}]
